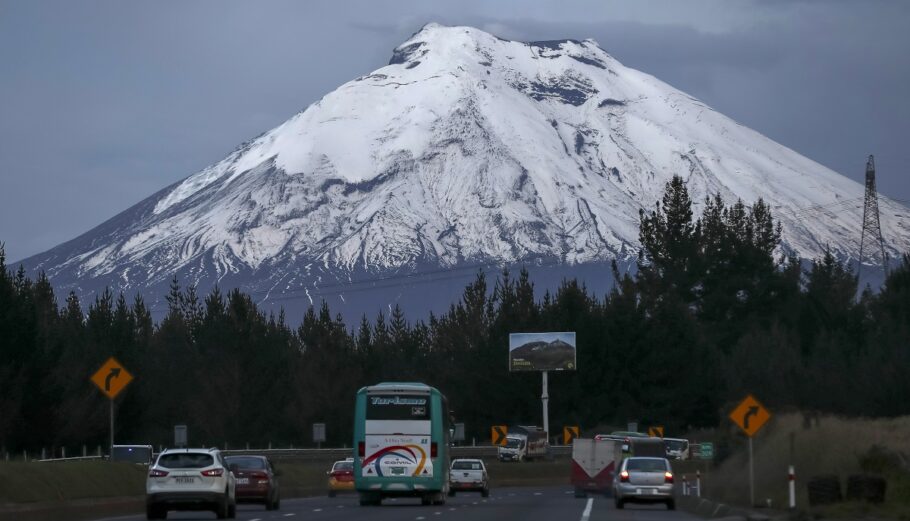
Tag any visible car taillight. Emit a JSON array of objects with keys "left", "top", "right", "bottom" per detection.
[
  {"left": 620, "top": 470, "right": 629, "bottom": 482},
  {"left": 431, "top": 442, "right": 438, "bottom": 458},
  {"left": 148, "top": 469, "right": 168, "bottom": 477},
  {"left": 201, "top": 468, "right": 224, "bottom": 477},
  {"left": 251, "top": 471, "right": 268, "bottom": 479},
  {"left": 358, "top": 442, "right": 365, "bottom": 457},
  {"left": 664, "top": 471, "right": 674, "bottom": 483}
]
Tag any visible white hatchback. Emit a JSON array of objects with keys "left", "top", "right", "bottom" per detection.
[{"left": 146, "top": 448, "right": 236, "bottom": 519}]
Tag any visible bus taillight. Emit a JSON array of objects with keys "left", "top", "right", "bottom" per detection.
[
  {"left": 431, "top": 442, "right": 437, "bottom": 458},
  {"left": 358, "top": 441, "right": 365, "bottom": 457}
]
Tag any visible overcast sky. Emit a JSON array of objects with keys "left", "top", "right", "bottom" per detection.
[{"left": 2, "top": 0, "right": 909, "bottom": 262}]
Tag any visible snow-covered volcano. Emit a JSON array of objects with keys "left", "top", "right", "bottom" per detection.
[{"left": 21, "top": 24, "right": 910, "bottom": 318}]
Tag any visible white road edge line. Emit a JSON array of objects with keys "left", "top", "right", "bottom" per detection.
[{"left": 580, "top": 497, "right": 594, "bottom": 521}]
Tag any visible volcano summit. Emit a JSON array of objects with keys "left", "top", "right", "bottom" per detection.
[{"left": 20, "top": 23, "right": 910, "bottom": 319}]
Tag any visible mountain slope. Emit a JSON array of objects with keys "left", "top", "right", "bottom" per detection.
[{"left": 21, "top": 23, "right": 910, "bottom": 318}]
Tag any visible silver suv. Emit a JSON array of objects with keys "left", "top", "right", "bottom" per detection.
[
  {"left": 613, "top": 457, "right": 675, "bottom": 510},
  {"left": 146, "top": 447, "right": 236, "bottom": 519}
]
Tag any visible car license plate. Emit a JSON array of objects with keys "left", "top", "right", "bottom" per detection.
[
  {"left": 176, "top": 476, "right": 194, "bottom": 484},
  {"left": 391, "top": 467, "right": 405, "bottom": 475},
  {"left": 237, "top": 478, "right": 249, "bottom": 485}
]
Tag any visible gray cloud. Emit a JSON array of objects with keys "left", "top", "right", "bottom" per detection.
[{"left": 1, "top": 0, "right": 908, "bottom": 262}]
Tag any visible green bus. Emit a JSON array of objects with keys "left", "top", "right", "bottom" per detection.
[{"left": 353, "top": 382, "right": 451, "bottom": 506}]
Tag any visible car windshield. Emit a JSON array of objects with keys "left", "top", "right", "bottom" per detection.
[
  {"left": 505, "top": 438, "right": 523, "bottom": 448},
  {"left": 452, "top": 461, "right": 482, "bottom": 470},
  {"left": 157, "top": 453, "right": 214, "bottom": 469},
  {"left": 333, "top": 461, "right": 353, "bottom": 471},
  {"left": 625, "top": 458, "right": 669, "bottom": 472},
  {"left": 224, "top": 456, "right": 266, "bottom": 469}
]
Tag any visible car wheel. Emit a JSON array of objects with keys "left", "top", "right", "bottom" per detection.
[
  {"left": 481, "top": 488, "right": 490, "bottom": 498},
  {"left": 667, "top": 499, "right": 676, "bottom": 511},
  {"left": 146, "top": 504, "right": 165, "bottom": 520},
  {"left": 228, "top": 500, "right": 236, "bottom": 518},
  {"left": 215, "top": 493, "right": 229, "bottom": 519}
]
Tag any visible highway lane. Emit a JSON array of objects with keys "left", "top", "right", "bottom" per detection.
[{"left": 89, "top": 486, "right": 701, "bottom": 521}]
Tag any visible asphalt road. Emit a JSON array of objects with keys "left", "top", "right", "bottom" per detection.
[{"left": 90, "top": 486, "right": 700, "bottom": 521}]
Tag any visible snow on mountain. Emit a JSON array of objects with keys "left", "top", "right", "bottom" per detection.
[{"left": 21, "top": 23, "right": 910, "bottom": 318}]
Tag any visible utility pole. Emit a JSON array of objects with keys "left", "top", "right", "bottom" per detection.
[{"left": 858, "top": 155, "right": 888, "bottom": 280}]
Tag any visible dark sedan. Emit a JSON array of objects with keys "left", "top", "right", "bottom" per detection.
[{"left": 224, "top": 455, "right": 280, "bottom": 510}]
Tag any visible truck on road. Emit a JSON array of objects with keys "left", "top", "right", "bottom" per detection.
[
  {"left": 571, "top": 438, "right": 622, "bottom": 498},
  {"left": 497, "top": 425, "right": 548, "bottom": 462}
]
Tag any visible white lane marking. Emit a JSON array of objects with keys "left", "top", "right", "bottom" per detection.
[
  {"left": 509, "top": 493, "right": 515, "bottom": 496},
  {"left": 580, "top": 497, "right": 594, "bottom": 521},
  {"left": 534, "top": 492, "right": 543, "bottom": 496},
  {"left": 251, "top": 519, "right": 262, "bottom": 521},
  {"left": 434, "top": 512, "right": 442, "bottom": 516},
  {"left": 449, "top": 507, "right": 456, "bottom": 511},
  {"left": 312, "top": 508, "right": 322, "bottom": 512},
  {"left": 284, "top": 514, "right": 297, "bottom": 517},
  {"left": 416, "top": 517, "right": 426, "bottom": 520}
]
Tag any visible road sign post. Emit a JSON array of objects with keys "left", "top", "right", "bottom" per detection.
[
  {"left": 730, "top": 395, "right": 771, "bottom": 507},
  {"left": 313, "top": 423, "right": 326, "bottom": 449},
  {"left": 90, "top": 357, "right": 133, "bottom": 457},
  {"left": 541, "top": 371, "right": 549, "bottom": 444},
  {"left": 648, "top": 426, "right": 664, "bottom": 438}
]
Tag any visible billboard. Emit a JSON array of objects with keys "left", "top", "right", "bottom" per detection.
[{"left": 509, "top": 332, "right": 577, "bottom": 371}]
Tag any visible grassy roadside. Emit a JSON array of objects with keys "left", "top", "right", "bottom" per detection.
[
  {"left": 0, "top": 456, "right": 573, "bottom": 505},
  {"left": 691, "top": 413, "right": 910, "bottom": 519}
]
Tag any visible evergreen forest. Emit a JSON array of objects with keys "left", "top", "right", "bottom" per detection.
[{"left": 1, "top": 176, "right": 908, "bottom": 453}]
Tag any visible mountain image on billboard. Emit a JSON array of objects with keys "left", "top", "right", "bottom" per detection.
[{"left": 509, "top": 332, "right": 577, "bottom": 371}]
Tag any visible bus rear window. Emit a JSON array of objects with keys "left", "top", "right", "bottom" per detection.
[{"left": 367, "top": 394, "right": 430, "bottom": 420}]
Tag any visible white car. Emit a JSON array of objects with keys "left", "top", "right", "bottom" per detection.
[
  {"left": 664, "top": 438, "right": 690, "bottom": 460},
  {"left": 146, "top": 447, "right": 236, "bottom": 519},
  {"left": 448, "top": 458, "right": 489, "bottom": 497}
]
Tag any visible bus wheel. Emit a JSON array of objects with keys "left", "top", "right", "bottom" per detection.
[
  {"left": 432, "top": 492, "right": 446, "bottom": 506},
  {"left": 421, "top": 495, "right": 432, "bottom": 506}
]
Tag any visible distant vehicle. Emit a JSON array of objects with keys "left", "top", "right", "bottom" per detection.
[
  {"left": 354, "top": 382, "right": 451, "bottom": 506},
  {"left": 327, "top": 458, "right": 355, "bottom": 497},
  {"left": 627, "top": 437, "right": 668, "bottom": 458},
  {"left": 610, "top": 431, "right": 649, "bottom": 438},
  {"left": 448, "top": 459, "right": 489, "bottom": 497},
  {"left": 498, "top": 425, "right": 547, "bottom": 462},
  {"left": 664, "top": 438, "right": 689, "bottom": 460},
  {"left": 146, "top": 447, "right": 236, "bottom": 519},
  {"left": 111, "top": 444, "right": 154, "bottom": 465},
  {"left": 595, "top": 432, "right": 654, "bottom": 454},
  {"left": 571, "top": 438, "right": 622, "bottom": 498},
  {"left": 224, "top": 455, "right": 280, "bottom": 510},
  {"left": 613, "top": 457, "right": 675, "bottom": 510}
]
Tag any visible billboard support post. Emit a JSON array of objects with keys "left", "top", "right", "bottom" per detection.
[{"left": 541, "top": 371, "right": 549, "bottom": 442}]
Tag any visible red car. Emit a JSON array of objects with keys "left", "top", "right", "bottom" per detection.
[{"left": 224, "top": 455, "right": 280, "bottom": 510}]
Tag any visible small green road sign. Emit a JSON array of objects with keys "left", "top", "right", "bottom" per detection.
[{"left": 698, "top": 442, "right": 715, "bottom": 459}]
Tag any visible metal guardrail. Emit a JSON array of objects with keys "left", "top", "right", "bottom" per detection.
[{"left": 30, "top": 445, "right": 574, "bottom": 463}]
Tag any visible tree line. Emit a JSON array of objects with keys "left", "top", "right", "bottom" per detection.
[{"left": 1, "top": 175, "right": 908, "bottom": 453}]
